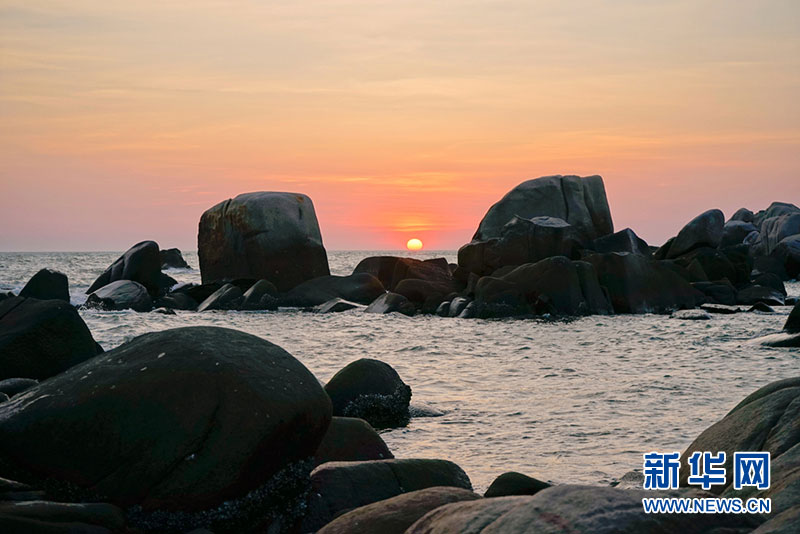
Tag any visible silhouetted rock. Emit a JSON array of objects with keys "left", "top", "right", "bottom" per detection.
[
  {"left": 666, "top": 209, "right": 724, "bottom": 259},
  {"left": 155, "top": 291, "right": 198, "bottom": 311},
  {"left": 0, "top": 500, "right": 126, "bottom": 533},
  {"left": 317, "top": 487, "right": 480, "bottom": 534},
  {"left": 752, "top": 272, "right": 786, "bottom": 295},
  {"left": 673, "top": 247, "right": 738, "bottom": 283},
  {"left": 591, "top": 227, "right": 650, "bottom": 255},
  {"left": 0, "top": 378, "right": 38, "bottom": 397},
  {"left": 751, "top": 212, "right": 800, "bottom": 257},
  {"left": 748, "top": 302, "right": 775, "bottom": 313},
  {"left": 196, "top": 283, "right": 244, "bottom": 312},
  {"left": 314, "top": 417, "right": 393, "bottom": 466},
  {"left": 736, "top": 284, "right": 785, "bottom": 306},
  {"left": 85, "top": 280, "right": 153, "bottom": 312},
  {"left": 198, "top": 192, "right": 329, "bottom": 291},
  {"left": 772, "top": 234, "right": 800, "bottom": 280},
  {"left": 484, "top": 472, "right": 550, "bottom": 497},
  {"left": 701, "top": 303, "right": 740, "bottom": 314},
  {"left": 0, "top": 326, "right": 331, "bottom": 532},
  {"left": 692, "top": 281, "right": 737, "bottom": 305},
  {"left": 753, "top": 201, "right": 800, "bottom": 226},
  {"left": 0, "top": 297, "right": 101, "bottom": 380},
  {"left": 302, "top": 459, "right": 472, "bottom": 533},
  {"left": 282, "top": 273, "right": 385, "bottom": 307},
  {"left": 86, "top": 241, "right": 168, "bottom": 295},
  {"left": 365, "top": 293, "right": 415, "bottom": 316},
  {"left": 730, "top": 207, "right": 754, "bottom": 223},
  {"left": 160, "top": 248, "right": 190, "bottom": 269},
  {"left": 354, "top": 257, "right": 458, "bottom": 300},
  {"left": 241, "top": 279, "right": 278, "bottom": 310},
  {"left": 314, "top": 298, "right": 360, "bottom": 313},
  {"left": 785, "top": 302, "right": 800, "bottom": 333},
  {"left": 19, "top": 269, "right": 69, "bottom": 302},
  {"left": 325, "top": 358, "right": 411, "bottom": 429},
  {"left": 721, "top": 220, "right": 758, "bottom": 247}
]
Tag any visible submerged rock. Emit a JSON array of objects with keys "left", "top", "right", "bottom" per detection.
[
  {"left": 324, "top": 358, "right": 412, "bottom": 429},
  {"left": 198, "top": 192, "right": 329, "bottom": 291},
  {"left": 19, "top": 268, "right": 70, "bottom": 302},
  {"left": 85, "top": 280, "right": 153, "bottom": 312},
  {"left": 484, "top": 472, "right": 550, "bottom": 498},
  {"left": 0, "top": 297, "right": 101, "bottom": 381}
]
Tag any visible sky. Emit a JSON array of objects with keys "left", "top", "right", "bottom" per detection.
[{"left": 1, "top": 0, "right": 799, "bottom": 251}]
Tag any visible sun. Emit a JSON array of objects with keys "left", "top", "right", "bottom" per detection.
[{"left": 406, "top": 238, "right": 423, "bottom": 251}]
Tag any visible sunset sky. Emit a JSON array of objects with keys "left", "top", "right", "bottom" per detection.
[{"left": 1, "top": 0, "right": 798, "bottom": 251}]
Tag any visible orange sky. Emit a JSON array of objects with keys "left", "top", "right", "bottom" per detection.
[{"left": 1, "top": 1, "right": 799, "bottom": 251}]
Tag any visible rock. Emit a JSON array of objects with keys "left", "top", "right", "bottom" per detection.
[
  {"left": 160, "top": 248, "right": 190, "bottom": 269},
  {"left": 721, "top": 220, "right": 758, "bottom": 247},
  {"left": 198, "top": 192, "right": 329, "bottom": 291},
  {"left": 86, "top": 241, "right": 167, "bottom": 295},
  {"left": 736, "top": 285, "right": 785, "bottom": 306},
  {"left": 354, "top": 257, "right": 455, "bottom": 292},
  {"left": 0, "top": 501, "right": 125, "bottom": 533},
  {"left": 0, "top": 378, "right": 38, "bottom": 397},
  {"left": 241, "top": 279, "right": 278, "bottom": 310},
  {"left": 325, "top": 359, "right": 411, "bottom": 429},
  {"left": 0, "top": 326, "right": 331, "bottom": 533},
  {"left": 302, "top": 459, "right": 472, "bottom": 533},
  {"left": 756, "top": 332, "right": 800, "bottom": 348},
  {"left": 752, "top": 213, "right": 800, "bottom": 257},
  {"left": 152, "top": 306, "right": 176, "bottom": 315},
  {"left": 19, "top": 269, "right": 69, "bottom": 302},
  {"left": 772, "top": 234, "right": 800, "bottom": 280},
  {"left": 730, "top": 207, "right": 755, "bottom": 223},
  {"left": 471, "top": 175, "right": 613, "bottom": 242},
  {"left": 84, "top": 280, "right": 153, "bottom": 312},
  {"left": 196, "top": 283, "right": 243, "bottom": 312},
  {"left": 314, "top": 299, "right": 359, "bottom": 313},
  {"left": 591, "top": 228, "right": 650, "bottom": 255},
  {"left": 671, "top": 309, "right": 711, "bottom": 320},
  {"left": 458, "top": 301, "right": 476, "bottom": 318},
  {"left": 313, "top": 417, "right": 393, "bottom": 466},
  {"left": 573, "top": 260, "right": 615, "bottom": 315},
  {"left": 435, "top": 301, "right": 450, "bottom": 317},
  {"left": 700, "top": 303, "right": 740, "bottom": 314},
  {"left": 753, "top": 272, "right": 787, "bottom": 295},
  {"left": 692, "top": 281, "right": 737, "bottom": 305},
  {"left": 394, "top": 279, "right": 447, "bottom": 309},
  {"left": 748, "top": 302, "right": 775, "bottom": 313},
  {"left": 0, "top": 393, "right": 7, "bottom": 403},
  {"left": 0, "top": 297, "right": 101, "bottom": 381},
  {"left": 282, "top": 273, "right": 385, "bottom": 307},
  {"left": 754, "top": 201, "right": 800, "bottom": 226},
  {"left": 674, "top": 247, "right": 738, "bottom": 283},
  {"left": 754, "top": 505, "right": 800, "bottom": 533},
  {"left": 484, "top": 472, "right": 550, "bottom": 497},
  {"left": 317, "top": 487, "right": 480, "bottom": 534},
  {"left": 719, "top": 244, "right": 754, "bottom": 285},
  {"left": 448, "top": 297, "right": 470, "bottom": 317},
  {"left": 365, "top": 293, "right": 415, "bottom": 316},
  {"left": 666, "top": 209, "right": 725, "bottom": 259},
  {"left": 786, "top": 302, "right": 800, "bottom": 333},
  {"left": 155, "top": 292, "right": 198, "bottom": 311},
  {"left": 405, "top": 485, "right": 760, "bottom": 534},
  {"left": 584, "top": 252, "right": 701, "bottom": 314}
]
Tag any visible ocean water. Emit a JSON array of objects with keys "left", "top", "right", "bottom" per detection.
[{"left": 1, "top": 250, "right": 798, "bottom": 493}]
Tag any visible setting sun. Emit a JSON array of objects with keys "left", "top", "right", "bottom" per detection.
[{"left": 406, "top": 238, "right": 423, "bottom": 251}]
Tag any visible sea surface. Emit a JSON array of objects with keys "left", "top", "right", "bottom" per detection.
[{"left": 1, "top": 250, "right": 798, "bottom": 492}]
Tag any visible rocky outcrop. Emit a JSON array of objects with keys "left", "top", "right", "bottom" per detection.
[
  {"left": 19, "top": 269, "right": 70, "bottom": 302},
  {"left": 317, "top": 487, "right": 480, "bottom": 534},
  {"left": 86, "top": 241, "right": 174, "bottom": 296},
  {"left": 160, "top": 248, "right": 190, "bottom": 269},
  {"left": 665, "top": 209, "right": 725, "bottom": 259},
  {"left": 301, "top": 459, "right": 472, "bottom": 533},
  {"left": 0, "top": 326, "right": 331, "bottom": 533},
  {"left": 313, "top": 417, "right": 393, "bottom": 466},
  {"left": 281, "top": 273, "right": 385, "bottom": 307},
  {"left": 85, "top": 280, "right": 153, "bottom": 312},
  {"left": 198, "top": 192, "right": 329, "bottom": 291},
  {"left": 324, "top": 358, "right": 411, "bottom": 429},
  {"left": 0, "top": 297, "right": 101, "bottom": 381},
  {"left": 720, "top": 220, "right": 758, "bottom": 248},
  {"left": 484, "top": 472, "right": 550, "bottom": 497}
]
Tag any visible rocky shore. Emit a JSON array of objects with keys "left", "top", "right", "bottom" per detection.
[{"left": 0, "top": 174, "right": 798, "bottom": 532}]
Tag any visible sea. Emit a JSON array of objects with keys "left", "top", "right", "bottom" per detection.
[{"left": 1, "top": 250, "right": 798, "bottom": 492}]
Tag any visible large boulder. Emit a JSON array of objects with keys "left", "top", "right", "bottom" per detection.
[
  {"left": 160, "top": 248, "right": 190, "bottom": 269},
  {"left": 0, "top": 327, "right": 332, "bottom": 532},
  {"left": 84, "top": 280, "right": 153, "bottom": 312},
  {"left": 585, "top": 252, "right": 701, "bottom": 313},
  {"left": 314, "top": 417, "right": 393, "bottom": 466},
  {"left": 302, "top": 459, "right": 472, "bottom": 533},
  {"left": 666, "top": 209, "right": 724, "bottom": 259},
  {"left": 471, "top": 175, "right": 613, "bottom": 242},
  {"left": 281, "top": 273, "right": 385, "bottom": 307},
  {"left": 86, "top": 241, "right": 170, "bottom": 296},
  {"left": 198, "top": 192, "right": 329, "bottom": 291},
  {"left": 751, "top": 213, "right": 800, "bottom": 257},
  {"left": 19, "top": 269, "right": 69, "bottom": 302},
  {"left": 317, "top": 487, "right": 480, "bottom": 534},
  {"left": 730, "top": 207, "right": 755, "bottom": 223},
  {"left": 324, "top": 359, "right": 411, "bottom": 429},
  {"left": 0, "top": 297, "right": 101, "bottom": 381},
  {"left": 354, "top": 256, "right": 457, "bottom": 292},
  {"left": 720, "top": 220, "right": 758, "bottom": 248},
  {"left": 405, "top": 485, "right": 761, "bottom": 533},
  {"left": 591, "top": 227, "right": 650, "bottom": 255}
]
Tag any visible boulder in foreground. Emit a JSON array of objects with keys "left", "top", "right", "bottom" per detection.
[{"left": 198, "top": 192, "right": 329, "bottom": 291}]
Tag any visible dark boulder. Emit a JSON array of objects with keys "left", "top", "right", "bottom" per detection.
[
  {"left": 197, "top": 192, "right": 329, "bottom": 291},
  {"left": 0, "top": 297, "right": 101, "bottom": 380},
  {"left": 753, "top": 201, "right": 800, "bottom": 227},
  {"left": 302, "top": 459, "right": 472, "bottom": 533},
  {"left": 314, "top": 299, "right": 359, "bottom": 313},
  {"left": 719, "top": 244, "right": 754, "bottom": 286},
  {"left": 752, "top": 272, "right": 786, "bottom": 296},
  {"left": 730, "top": 207, "right": 755, "bottom": 223},
  {"left": 448, "top": 297, "right": 470, "bottom": 317},
  {"left": 591, "top": 227, "right": 650, "bottom": 255},
  {"left": 484, "top": 472, "right": 550, "bottom": 498},
  {"left": 736, "top": 284, "right": 785, "bottom": 306},
  {"left": 585, "top": 252, "right": 701, "bottom": 313},
  {"left": 673, "top": 247, "right": 738, "bottom": 283},
  {"left": 394, "top": 279, "right": 448, "bottom": 309},
  {"left": 241, "top": 279, "right": 278, "bottom": 310},
  {"left": 85, "top": 280, "right": 153, "bottom": 312},
  {"left": 785, "top": 302, "right": 800, "bottom": 333},
  {"left": 721, "top": 220, "right": 758, "bottom": 247},
  {"left": 0, "top": 326, "right": 331, "bottom": 532},
  {"left": 281, "top": 273, "right": 385, "bottom": 307},
  {"left": 19, "top": 269, "right": 69, "bottom": 302},
  {"left": 196, "top": 283, "right": 244, "bottom": 312},
  {"left": 324, "top": 358, "right": 411, "bottom": 429},
  {"left": 86, "top": 241, "right": 166, "bottom": 295},
  {"left": 772, "top": 234, "right": 800, "bottom": 280},
  {"left": 154, "top": 291, "right": 198, "bottom": 311},
  {"left": 317, "top": 487, "right": 480, "bottom": 534},
  {"left": 692, "top": 281, "right": 737, "bottom": 305},
  {"left": 751, "top": 213, "right": 800, "bottom": 257},
  {"left": 666, "top": 209, "right": 724, "bottom": 259},
  {"left": 700, "top": 303, "right": 740, "bottom": 314},
  {"left": 365, "top": 293, "right": 415, "bottom": 316},
  {"left": 314, "top": 417, "right": 393, "bottom": 466},
  {"left": 354, "top": 256, "right": 458, "bottom": 295},
  {"left": 160, "top": 248, "right": 190, "bottom": 269},
  {"left": 748, "top": 302, "right": 775, "bottom": 313},
  {"left": 0, "top": 378, "right": 38, "bottom": 397},
  {"left": 151, "top": 306, "right": 176, "bottom": 315},
  {"left": 471, "top": 175, "right": 613, "bottom": 242}
]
